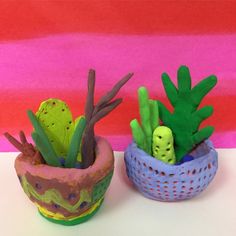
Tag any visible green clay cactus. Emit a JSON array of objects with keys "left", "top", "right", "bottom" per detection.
[
  {"left": 27, "top": 99, "right": 87, "bottom": 168},
  {"left": 130, "top": 87, "right": 159, "bottom": 155},
  {"left": 36, "top": 99, "right": 81, "bottom": 160},
  {"left": 158, "top": 65, "right": 217, "bottom": 162},
  {"left": 152, "top": 126, "right": 176, "bottom": 164}
]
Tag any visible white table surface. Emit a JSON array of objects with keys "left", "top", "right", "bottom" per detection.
[{"left": 0, "top": 149, "right": 235, "bottom": 236}]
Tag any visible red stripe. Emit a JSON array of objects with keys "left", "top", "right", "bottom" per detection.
[{"left": 0, "top": 1, "right": 236, "bottom": 40}]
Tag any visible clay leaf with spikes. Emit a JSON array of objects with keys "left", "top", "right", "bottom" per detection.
[{"left": 158, "top": 65, "right": 217, "bottom": 162}]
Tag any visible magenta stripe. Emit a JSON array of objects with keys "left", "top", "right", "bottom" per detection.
[{"left": 0, "top": 34, "right": 236, "bottom": 96}]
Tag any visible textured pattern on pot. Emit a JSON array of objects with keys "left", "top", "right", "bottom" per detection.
[
  {"left": 124, "top": 140, "right": 218, "bottom": 201},
  {"left": 15, "top": 137, "right": 114, "bottom": 224}
]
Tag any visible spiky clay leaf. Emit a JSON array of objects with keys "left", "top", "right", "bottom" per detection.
[{"left": 158, "top": 65, "right": 217, "bottom": 162}]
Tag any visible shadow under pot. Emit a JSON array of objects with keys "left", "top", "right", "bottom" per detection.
[
  {"left": 124, "top": 140, "right": 218, "bottom": 201},
  {"left": 15, "top": 137, "right": 114, "bottom": 226}
]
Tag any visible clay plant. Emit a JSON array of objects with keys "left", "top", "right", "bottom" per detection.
[
  {"left": 130, "top": 87, "right": 176, "bottom": 164},
  {"left": 28, "top": 106, "right": 86, "bottom": 168},
  {"left": 35, "top": 98, "right": 85, "bottom": 163},
  {"left": 152, "top": 126, "right": 176, "bottom": 164},
  {"left": 4, "top": 131, "right": 44, "bottom": 165},
  {"left": 158, "top": 65, "right": 217, "bottom": 162},
  {"left": 81, "top": 70, "right": 133, "bottom": 168},
  {"left": 5, "top": 69, "right": 132, "bottom": 169},
  {"left": 130, "top": 87, "right": 159, "bottom": 155},
  {"left": 125, "top": 65, "right": 218, "bottom": 202},
  {"left": 5, "top": 101, "right": 86, "bottom": 168}
]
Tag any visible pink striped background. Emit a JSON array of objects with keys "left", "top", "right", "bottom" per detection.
[
  {"left": 1, "top": 34, "right": 235, "bottom": 151},
  {"left": 1, "top": 1, "right": 236, "bottom": 151}
]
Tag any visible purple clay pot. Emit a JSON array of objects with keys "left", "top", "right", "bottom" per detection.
[{"left": 124, "top": 140, "right": 218, "bottom": 201}]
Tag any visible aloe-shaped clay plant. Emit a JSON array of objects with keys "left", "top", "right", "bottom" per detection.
[{"left": 158, "top": 65, "right": 217, "bottom": 162}]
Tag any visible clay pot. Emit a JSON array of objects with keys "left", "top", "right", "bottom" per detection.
[
  {"left": 124, "top": 140, "right": 218, "bottom": 201},
  {"left": 15, "top": 137, "right": 114, "bottom": 225}
]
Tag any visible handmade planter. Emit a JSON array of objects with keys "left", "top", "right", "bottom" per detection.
[
  {"left": 15, "top": 137, "right": 114, "bottom": 225},
  {"left": 124, "top": 140, "right": 218, "bottom": 202},
  {"left": 4, "top": 69, "right": 132, "bottom": 226}
]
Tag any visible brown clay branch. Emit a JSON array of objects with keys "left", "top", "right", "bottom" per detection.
[
  {"left": 4, "top": 132, "right": 25, "bottom": 153},
  {"left": 90, "top": 98, "right": 122, "bottom": 126},
  {"left": 4, "top": 132, "right": 35, "bottom": 157},
  {"left": 81, "top": 127, "right": 95, "bottom": 169},
  {"left": 81, "top": 70, "right": 132, "bottom": 169},
  {"left": 4, "top": 131, "right": 44, "bottom": 165},
  {"left": 93, "top": 73, "right": 133, "bottom": 115},
  {"left": 19, "top": 130, "right": 27, "bottom": 144},
  {"left": 81, "top": 98, "right": 122, "bottom": 168},
  {"left": 85, "top": 69, "right": 95, "bottom": 121}
]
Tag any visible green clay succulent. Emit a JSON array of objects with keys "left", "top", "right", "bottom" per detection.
[
  {"left": 158, "top": 65, "right": 217, "bottom": 162},
  {"left": 130, "top": 87, "right": 159, "bottom": 155},
  {"left": 152, "top": 126, "right": 176, "bottom": 164},
  {"left": 5, "top": 70, "right": 132, "bottom": 169}
]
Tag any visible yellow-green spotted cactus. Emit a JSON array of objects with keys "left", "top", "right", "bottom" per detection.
[
  {"left": 36, "top": 99, "right": 82, "bottom": 161},
  {"left": 152, "top": 126, "right": 176, "bottom": 164}
]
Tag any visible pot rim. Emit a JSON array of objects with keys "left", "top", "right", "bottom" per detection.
[
  {"left": 125, "top": 139, "right": 217, "bottom": 170},
  {"left": 15, "top": 136, "right": 114, "bottom": 181}
]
